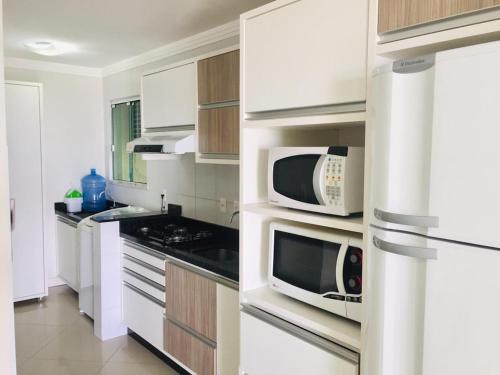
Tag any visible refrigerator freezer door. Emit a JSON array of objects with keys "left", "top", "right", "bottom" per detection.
[
  {"left": 427, "top": 44, "right": 500, "bottom": 248},
  {"left": 370, "top": 61, "right": 435, "bottom": 235},
  {"left": 372, "top": 42, "right": 500, "bottom": 248},
  {"left": 366, "top": 226, "right": 500, "bottom": 375}
]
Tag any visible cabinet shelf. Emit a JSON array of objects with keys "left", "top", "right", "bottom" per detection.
[
  {"left": 243, "top": 203, "right": 364, "bottom": 233},
  {"left": 242, "top": 286, "right": 361, "bottom": 353},
  {"left": 243, "top": 111, "right": 366, "bottom": 130},
  {"left": 377, "top": 18, "right": 500, "bottom": 59}
]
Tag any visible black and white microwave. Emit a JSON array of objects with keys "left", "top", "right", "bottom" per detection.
[
  {"left": 268, "top": 222, "right": 363, "bottom": 322},
  {"left": 268, "top": 146, "right": 364, "bottom": 216}
]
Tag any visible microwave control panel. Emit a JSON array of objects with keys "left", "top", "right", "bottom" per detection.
[{"left": 325, "top": 155, "right": 345, "bottom": 206}]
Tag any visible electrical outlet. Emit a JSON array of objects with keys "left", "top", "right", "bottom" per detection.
[
  {"left": 219, "top": 198, "right": 227, "bottom": 213},
  {"left": 234, "top": 200, "right": 239, "bottom": 211}
]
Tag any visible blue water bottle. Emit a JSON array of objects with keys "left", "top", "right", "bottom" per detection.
[{"left": 81, "top": 168, "right": 107, "bottom": 212}]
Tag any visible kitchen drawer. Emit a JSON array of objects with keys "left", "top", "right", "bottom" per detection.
[
  {"left": 165, "top": 319, "right": 216, "bottom": 375},
  {"left": 122, "top": 255, "right": 165, "bottom": 286},
  {"left": 166, "top": 262, "right": 216, "bottom": 341},
  {"left": 122, "top": 241, "right": 165, "bottom": 270},
  {"left": 122, "top": 269, "right": 165, "bottom": 302},
  {"left": 123, "top": 283, "right": 164, "bottom": 351},
  {"left": 240, "top": 307, "right": 359, "bottom": 375}
]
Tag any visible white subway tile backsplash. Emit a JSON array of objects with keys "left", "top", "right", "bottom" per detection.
[
  {"left": 215, "top": 164, "right": 239, "bottom": 202},
  {"left": 195, "top": 198, "right": 218, "bottom": 224},
  {"left": 111, "top": 154, "right": 239, "bottom": 228},
  {"left": 195, "top": 163, "right": 216, "bottom": 200}
]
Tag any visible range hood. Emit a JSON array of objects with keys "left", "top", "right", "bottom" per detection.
[{"left": 126, "top": 131, "right": 195, "bottom": 156}]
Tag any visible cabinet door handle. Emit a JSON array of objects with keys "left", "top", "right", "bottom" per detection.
[
  {"left": 374, "top": 208, "right": 439, "bottom": 228},
  {"left": 10, "top": 198, "right": 15, "bottom": 231},
  {"left": 373, "top": 235, "right": 437, "bottom": 260}
]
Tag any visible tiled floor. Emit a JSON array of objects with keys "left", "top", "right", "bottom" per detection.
[{"left": 14, "top": 286, "right": 179, "bottom": 375}]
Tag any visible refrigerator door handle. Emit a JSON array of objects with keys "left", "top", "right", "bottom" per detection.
[
  {"left": 373, "top": 235, "right": 437, "bottom": 260},
  {"left": 374, "top": 208, "right": 439, "bottom": 228}
]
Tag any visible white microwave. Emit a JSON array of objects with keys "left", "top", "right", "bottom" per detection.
[
  {"left": 268, "top": 146, "right": 364, "bottom": 216},
  {"left": 268, "top": 222, "right": 362, "bottom": 322}
]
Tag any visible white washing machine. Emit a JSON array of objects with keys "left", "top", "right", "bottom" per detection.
[{"left": 77, "top": 206, "right": 148, "bottom": 320}]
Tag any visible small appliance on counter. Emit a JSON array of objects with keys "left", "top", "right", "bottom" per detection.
[
  {"left": 268, "top": 146, "right": 364, "bottom": 216},
  {"left": 64, "top": 188, "right": 83, "bottom": 213},
  {"left": 82, "top": 168, "right": 107, "bottom": 212},
  {"left": 268, "top": 221, "right": 362, "bottom": 322}
]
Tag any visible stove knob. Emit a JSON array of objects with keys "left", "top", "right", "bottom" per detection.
[
  {"left": 349, "top": 251, "right": 363, "bottom": 265},
  {"left": 348, "top": 276, "right": 362, "bottom": 292}
]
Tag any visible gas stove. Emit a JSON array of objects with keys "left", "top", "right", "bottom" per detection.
[
  {"left": 135, "top": 223, "right": 214, "bottom": 247},
  {"left": 120, "top": 214, "right": 238, "bottom": 256}
]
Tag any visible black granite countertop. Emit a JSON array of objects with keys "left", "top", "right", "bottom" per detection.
[
  {"left": 120, "top": 214, "right": 239, "bottom": 283},
  {"left": 54, "top": 201, "right": 127, "bottom": 223}
]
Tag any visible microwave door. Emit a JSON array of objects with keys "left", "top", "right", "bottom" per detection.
[{"left": 312, "top": 155, "right": 327, "bottom": 205}]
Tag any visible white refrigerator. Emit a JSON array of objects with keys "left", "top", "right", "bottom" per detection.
[{"left": 366, "top": 41, "right": 500, "bottom": 375}]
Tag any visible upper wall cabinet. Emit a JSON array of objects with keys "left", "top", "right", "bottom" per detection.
[
  {"left": 378, "top": 0, "right": 500, "bottom": 34},
  {"left": 242, "top": 0, "right": 368, "bottom": 118},
  {"left": 198, "top": 50, "right": 239, "bottom": 105},
  {"left": 142, "top": 62, "right": 196, "bottom": 129},
  {"left": 197, "top": 50, "right": 240, "bottom": 162}
]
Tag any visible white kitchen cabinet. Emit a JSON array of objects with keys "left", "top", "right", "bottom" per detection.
[
  {"left": 242, "top": 0, "right": 368, "bottom": 116},
  {"left": 6, "top": 82, "right": 47, "bottom": 302},
  {"left": 123, "top": 283, "right": 165, "bottom": 351},
  {"left": 142, "top": 62, "right": 196, "bottom": 129},
  {"left": 240, "top": 307, "right": 359, "bottom": 375},
  {"left": 217, "top": 284, "right": 239, "bottom": 375},
  {"left": 56, "top": 217, "right": 79, "bottom": 292}
]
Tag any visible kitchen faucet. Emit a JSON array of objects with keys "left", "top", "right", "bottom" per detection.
[{"left": 229, "top": 210, "right": 240, "bottom": 224}]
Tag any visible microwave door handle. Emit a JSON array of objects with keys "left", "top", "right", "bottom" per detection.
[
  {"left": 312, "top": 155, "right": 327, "bottom": 205},
  {"left": 372, "top": 235, "right": 437, "bottom": 260},
  {"left": 374, "top": 208, "right": 439, "bottom": 228},
  {"left": 335, "top": 243, "right": 348, "bottom": 295}
]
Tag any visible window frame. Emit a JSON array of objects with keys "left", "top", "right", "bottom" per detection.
[{"left": 109, "top": 96, "right": 148, "bottom": 190}]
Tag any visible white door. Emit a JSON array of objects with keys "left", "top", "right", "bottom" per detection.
[
  {"left": 6, "top": 82, "right": 46, "bottom": 301},
  {"left": 142, "top": 62, "right": 195, "bottom": 129},
  {"left": 368, "top": 226, "right": 500, "bottom": 375},
  {"left": 240, "top": 308, "right": 359, "bottom": 375},
  {"left": 243, "top": 0, "right": 368, "bottom": 114}
]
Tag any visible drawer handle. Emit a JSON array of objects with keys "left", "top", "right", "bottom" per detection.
[
  {"left": 123, "top": 268, "right": 166, "bottom": 292},
  {"left": 165, "top": 316, "right": 217, "bottom": 349},
  {"left": 123, "top": 254, "right": 165, "bottom": 275},
  {"left": 123, "top": 282, "right": 165, "bottom": 308},
  {"left": 123, "top": 240, "right": 166, "bottom": 260}
]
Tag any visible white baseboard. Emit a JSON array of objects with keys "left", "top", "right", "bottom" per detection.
[{"left": 48, "top": 277, "right": 66, "bottom": 288}]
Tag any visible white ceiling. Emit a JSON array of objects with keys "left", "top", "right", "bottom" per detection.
[{"left": 3, "top": 0, "right": 270, "bottom": 68}]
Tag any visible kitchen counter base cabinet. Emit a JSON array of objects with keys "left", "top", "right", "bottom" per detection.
[
  {"left": 123, "top": 283, "right": 165, "bottom": 352},
  {"left": 57, "top": 217, "right": 78, "bottom": 292},
  {"left": 242, "top": 0, "right": 368, "bottom": 116},
  {"left": 165, "top": 319, "right": 216, "bottom": 375},
  {"left": 240, "top": 307, "right": 359, "bottom": 375}
]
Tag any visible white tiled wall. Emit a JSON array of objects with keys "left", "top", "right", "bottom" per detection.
[{"left": 109, "top": 154, "right": 240, "bottom": 229}]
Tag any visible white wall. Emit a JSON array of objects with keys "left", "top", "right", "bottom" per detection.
[
  {"left": 0, "top": 1, "right": 18, "bottom": 372},
  {"left": 103, "top": 36, "right": 240, "bottom": 229},
  {"left": 4, "top": 67, "right": 105, "bottom": 285}
]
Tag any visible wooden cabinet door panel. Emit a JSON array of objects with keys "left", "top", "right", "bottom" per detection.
[
  {"left": 378, "top": 0, "right": 500, "bottom": 33},
  {"left": 165, "top": 320, "right": 215, "bottom": 375},
  {"left": 166, "top": 263, "right": 216, "bottom": 341},
  {"left": 198, "top": 107, "right": 239, "bottom": 155},
  {"left": 198, "top": 50, "right": 239, "bottom": 105}
]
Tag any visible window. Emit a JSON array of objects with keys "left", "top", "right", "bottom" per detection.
[{"left": 111, "top": 100, "right": 147, "bottom": 184}]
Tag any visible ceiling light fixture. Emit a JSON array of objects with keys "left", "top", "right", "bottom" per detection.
[{"left": 24, "top": 41, "right": 76, "bottom": 56}]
